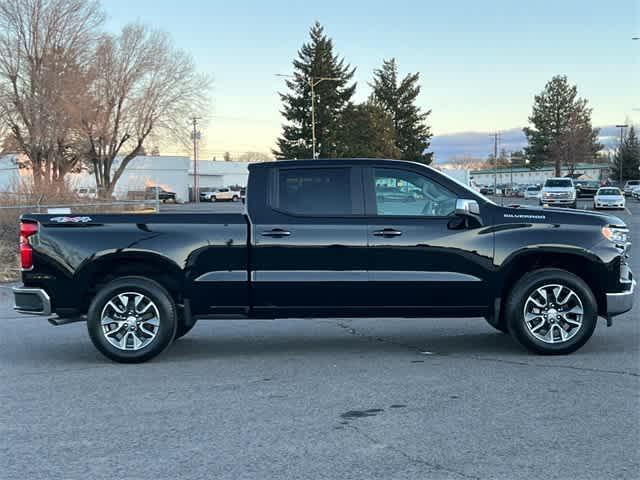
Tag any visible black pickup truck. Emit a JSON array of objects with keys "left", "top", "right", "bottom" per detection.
[{"left": 13, "top": 159, "right": 634, "bottom": 363}]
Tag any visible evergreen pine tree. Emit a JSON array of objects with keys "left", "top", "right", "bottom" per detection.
[
  {"left": 611, "top": 126, "right": 640, "bottom": 181},
  {"left": 370, "top": 58, "right": 433, "bottom": 163},
  {"left": 523, "top": 75, "right": 601, "bottom": 175},
  {"left": 274, "top": 22, "right": 356, "bottom": 159},
  {"left": 336, "top": 102, "right": 401, "bottom": 159}
]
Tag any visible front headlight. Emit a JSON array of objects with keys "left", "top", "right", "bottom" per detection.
[{"left": 602, "top": 226, "right": 629, "bottom": 245}]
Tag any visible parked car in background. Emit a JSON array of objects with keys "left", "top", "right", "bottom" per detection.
[
  {"left": 623, "top": 180, "right": 640, "bottom": 196},
  {"left": 575, "top": 180, "right": 600, "bottom": 197},
  {"left": 630, "top": 185, "right": 640, "bottom": 201},
  {"left": 145, "top": 186, "right": 176, "bottom": 203},
  {"left": 523, "top": 185, "right": 541, "bottom": 199},
  {"left": 540, "top": 178, "right": 577, "bottom": 208},
  {"left": 201, "top": 187, "right": 242, "bottom": 202},
  {"left": 511, "top": 185, "right": 525, "bottom": 197},
  {"left": 593, "top": 187, "right": 625, "bottom": 210},
  {"left": 198, "top": 187, "right": 215, "bottom": 202},
  {"left": 479, "top": 186, "right": 494, "bottom": 195},
  {"left": 75, "top": 188, "right": 97, "bottom": 199}
]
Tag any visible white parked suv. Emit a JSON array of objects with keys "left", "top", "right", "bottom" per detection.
[
  {"left": 593, "top": 187, "right": 625, "bottom": 210},
  {"left": 623, "top": 180, "right": 640, "bottom": 196},
  {"left": 540, "top": 178, "right": 577, "bottom": 208},
  {"left": 202, "top": 188, "right": 241, "bottom": 202}
]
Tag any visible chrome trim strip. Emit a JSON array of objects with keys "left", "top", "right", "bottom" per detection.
[
  {"left": 194, "top": 271, "right": 248, "bottom": 282},
  {"left": 252, "top": 271, "right": 367, "bottom": 282},
  {"left": 251, "top": 271, "right": 481, "bottom": 282},
  {"left": 13, "top": 287, "right": 51, "bottom": 316},
  {"left": 369, "top": 271, "right": 482, "bottom": 282}
]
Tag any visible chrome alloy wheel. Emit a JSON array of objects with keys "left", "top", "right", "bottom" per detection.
[
  {"left": 100, "top": 292, "right": 160, "bottom": 351},
  {"left": 523, "top": 284, "right": 584, "bottom": 344}
]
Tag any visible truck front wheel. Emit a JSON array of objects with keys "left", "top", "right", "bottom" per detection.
[
  {"left": 505, "top": 269, "right": 597, "bottom": 355},
  {"left": 87, "top": 276, "right": 177, "bottom": 363}
]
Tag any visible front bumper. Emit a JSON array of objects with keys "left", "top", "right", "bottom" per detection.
[
  {"left": 13, "top": 287, "right": 51, "bottom": 315},
  {"left": 595, "top": 201, "right": 625, "bottom": 209},
  {"left": 541, "top": 198, "right": 575, "bottom": 206},
  {"left": 606, "top": 264, "right": 635, "bottom": 319}
]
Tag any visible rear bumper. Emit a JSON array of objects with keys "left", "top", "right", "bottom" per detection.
[{"left": 13, "top": 287, "right": 51, "bottom": 316}]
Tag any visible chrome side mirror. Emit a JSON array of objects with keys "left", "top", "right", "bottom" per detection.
[{"left": 455, "top": 199, "right": 480, "bottom": 216}]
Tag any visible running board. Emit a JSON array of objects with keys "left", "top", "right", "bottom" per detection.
[{"left": 48, "top": 316, "right": 86, "bottom": 326}]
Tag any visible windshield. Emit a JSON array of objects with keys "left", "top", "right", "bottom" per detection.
[
  {"left": 627, "top": 181, "right": 640, "bottom": 186},
  {"left": 544, "top": 179, "right": 572, "bottom": 188},
  {"left": 526, "top": 186, "right": 540, "bottom": 191},
  {"left": 598, "top": 188, "right": 621, "bottom": 196}
]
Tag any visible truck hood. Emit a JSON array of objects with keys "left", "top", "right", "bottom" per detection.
[{"left": 497, "top": 204, "right": 626, "bottom": 228}]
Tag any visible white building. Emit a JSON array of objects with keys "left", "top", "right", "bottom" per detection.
[
  {"left": 0, "top": 154, "right": 254, "bottom": 202},
  {"left": 0, "top": 154, "right": 23, "bottom": 189},
  {"left": 470, "top": 163, "right": 610, "bottom": 187},
  {"left": 189, "top": 160, "right": 250, "bottom": 195}
]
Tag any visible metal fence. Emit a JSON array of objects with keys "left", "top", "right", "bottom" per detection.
[{"left": 0, "top": 199, "right": 159, "bottom": 213}]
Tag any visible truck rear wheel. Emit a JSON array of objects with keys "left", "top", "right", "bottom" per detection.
[
  {"left": 505, "top": 269, "right": 597, "bottom": 355},
  {"left": 87, "top": 276, "right": 177, "bottom": 363}
]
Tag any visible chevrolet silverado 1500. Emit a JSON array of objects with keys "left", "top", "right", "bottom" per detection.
[{"left": 13, "top": 159, "right": 634, "bottom": 362}]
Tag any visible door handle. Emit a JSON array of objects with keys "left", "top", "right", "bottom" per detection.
[
  {"left": 372, "top": 228, "right": 403, "bottom": 237},
  {"left": 261, "top": 228, "right": 291, "bottom": 238}
]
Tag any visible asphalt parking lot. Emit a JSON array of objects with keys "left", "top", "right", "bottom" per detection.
[{"left": 1, "top": 197, "right": 638, "bottom": 480}]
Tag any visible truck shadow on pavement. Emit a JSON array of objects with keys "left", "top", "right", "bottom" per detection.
[
  {"left": 1, "top": 320, "right": 622, "bottom": 366},
  {"left": 167, "top": 330, "right": 524, "bottom": 361}
]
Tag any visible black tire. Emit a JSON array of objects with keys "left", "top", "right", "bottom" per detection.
[
  {"left": 87, "top": 276, "right": 177, "bottom": 363},
  {"left": 232, "top": 195, "right": 239, "bottom": 202},
  {"left": 505, "top": 268, "right": 597, "bottom": 355},
  {"left": 175, "top": 318, "right": 197, "bottom": 339}
]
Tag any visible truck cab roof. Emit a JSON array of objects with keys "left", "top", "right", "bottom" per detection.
[{"left": 248, "top": 158, "right": 424, "bottom": 169}]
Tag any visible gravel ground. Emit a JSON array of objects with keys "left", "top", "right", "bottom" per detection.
[{"left": 1, "top": 197, "right": 638, "bottom": 480}]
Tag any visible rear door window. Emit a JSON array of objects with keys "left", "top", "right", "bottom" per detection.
[{"left": 271, "top": 167, "right": 353, "bottom": 216}]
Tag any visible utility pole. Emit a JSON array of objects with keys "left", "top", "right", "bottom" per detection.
[
  {"left": 509, "top": 152, "right": 513, "bottom": 191},
  {"left": 615, "top": 124, "right": 628, "bottom": 186},
  {"left": 191, "top": 117, "right": 201, "bottom": 202},
  {"left": 490, "top": 132, "right": 500, "bottom": 197}
]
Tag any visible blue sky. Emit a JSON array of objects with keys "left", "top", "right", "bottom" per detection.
[{"left": 104, "top": 0, "right": 639, "bottom": 160}]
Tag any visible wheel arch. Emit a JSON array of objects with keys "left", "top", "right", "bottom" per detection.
[
  {"left": 498, "top": 249, "right": 608, "bottom": 317},
  {"left": 75, "top": 252, "right": 185, "bottom": 313}
]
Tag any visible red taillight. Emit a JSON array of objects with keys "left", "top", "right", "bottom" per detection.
[{"left": 20, "top": 222, "right": 38, "bottom": 270}]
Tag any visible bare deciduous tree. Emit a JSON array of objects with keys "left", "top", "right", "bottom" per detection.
[
  {"left": 550, "top": 109, "right": 602, "bottom": 174},
  {"left": 236, "top": 151, "right": 273, "bottom": 162},
  {"left": 82, "top": 24, "right": 210, "bottom": 198},
  {"left": 0, "top": 0, "right": 103, "bottom": 187}
]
